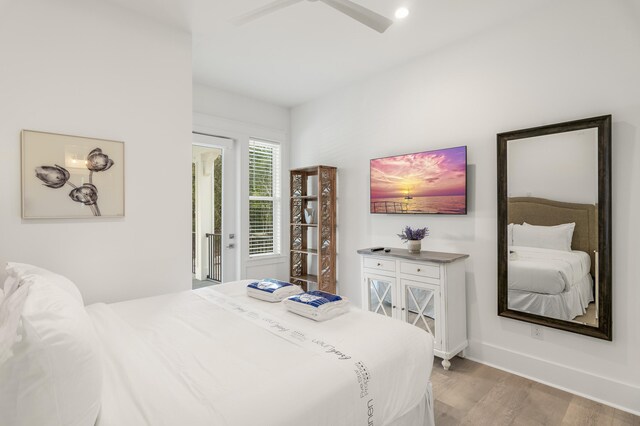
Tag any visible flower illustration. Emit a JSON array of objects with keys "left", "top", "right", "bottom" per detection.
[
  {"left": 69, "top": 183, "right": 99, "bottom": 205},
  {"left": 35, "top": 165, "right": 70, "bottom": 188},
  {"left": 87, "top": 148, "right": 114, "bottom": 172},
  {"left": 35, "top": 145, "right": 115, "bottom": 217},
  {"left": 69, "top": 183, "right": 101, "bottom": 216}
]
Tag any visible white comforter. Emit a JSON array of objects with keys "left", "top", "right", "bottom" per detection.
[
  {"left": 508, "top": 246, "right": 591, "bottom": 294},
  {"left": 87, "top": 281, "right": 434, "bottom": 426}
]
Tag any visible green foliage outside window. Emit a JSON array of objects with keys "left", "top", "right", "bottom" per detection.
[{"left": 214, "top": 155, "right": 222, "bottom": 234}]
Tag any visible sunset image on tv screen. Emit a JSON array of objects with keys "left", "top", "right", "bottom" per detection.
[{"left": 370, "top": 146, "right": 467, "bottom": 214}]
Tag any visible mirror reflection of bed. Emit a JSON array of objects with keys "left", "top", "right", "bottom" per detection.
[
  {"left": 499, "top": 115, "right": 611, "bottom": 339},
  {"left": 507, "top": 127, "right": 599, "bottom": 327},
  {"left": 507, "top": 197, "right": 598, "bottom": 326}
]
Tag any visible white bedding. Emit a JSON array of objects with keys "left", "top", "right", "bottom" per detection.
[
  {"left": 509, "top": 273, "right": 594, "bottom": 321},
  {"left": 87, "top": 280, "right": 434, "bottom": 426},
  {"left": 508, "top": 246, "right": 591, "bottom": 294}
]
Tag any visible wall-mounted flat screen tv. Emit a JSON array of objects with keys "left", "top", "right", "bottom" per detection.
[{"left": 370, "top": 146, "right": 467, "bottom": 215}]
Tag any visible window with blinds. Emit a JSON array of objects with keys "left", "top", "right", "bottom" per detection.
[{"left": 249, "top": 139, "right": 281, "bottom": 256}]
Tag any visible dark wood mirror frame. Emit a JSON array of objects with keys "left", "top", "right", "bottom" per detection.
[{"left": 497, "top": 115, "right": 612, "bottom": 341}]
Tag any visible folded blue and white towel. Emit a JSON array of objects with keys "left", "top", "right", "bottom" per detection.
[
  {"left": 246, "top": 279, "right": 303, "bottom": 302},
  {"left": 283, "top": 290, "right": 350, "bottom": 321}
]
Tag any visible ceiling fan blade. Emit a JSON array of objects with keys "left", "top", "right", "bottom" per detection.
[
  {"left": 232, "top": 0, "right": 304, "bottom": 26},
  {"left": 319, "top": 0, "right": 393, "bottom": 33}
]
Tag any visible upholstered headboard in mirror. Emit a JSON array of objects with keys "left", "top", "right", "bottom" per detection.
[{"left": 508, "top": 197, "right": 597, "bottom": 276}]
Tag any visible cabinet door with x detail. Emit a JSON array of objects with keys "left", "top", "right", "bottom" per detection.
[
  {"left": 364, "top": 273, "right": 397, "bottom": 319},
  {"left": 400, "top": 279, "right": 441, "bottom": 350}
]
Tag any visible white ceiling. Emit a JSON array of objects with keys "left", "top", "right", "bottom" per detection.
[{"left": 107, "top": 0, "right": 552, "bottom": 107}]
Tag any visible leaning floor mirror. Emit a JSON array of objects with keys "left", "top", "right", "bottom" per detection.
[{"left": 497, "top": 115, "right": 612, "bottom": 340}]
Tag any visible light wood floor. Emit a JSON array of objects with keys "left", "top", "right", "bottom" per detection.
[
  {"left": 573, "top": 302, "right": 597, "bottom": 327},
  {"left": 432, "top": 357, "right": 640, "bottom": 426}
]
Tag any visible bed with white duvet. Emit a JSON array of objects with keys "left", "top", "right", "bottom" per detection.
[
  {"left": 0, "top": 265, "right": 435, "bottom": 426},
  {"left": 508, "top": 246, "right": 591, "bottom": 295},
  {"left": 507, "top": 245, "right": 594, "bottom": 320}
]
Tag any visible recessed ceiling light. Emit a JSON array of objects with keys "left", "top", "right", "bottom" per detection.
[{"left": 395, "top": 7, "right": 409, "bottom": 20}]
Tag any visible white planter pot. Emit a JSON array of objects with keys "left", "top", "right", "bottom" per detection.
[{"left": 407, "top": 239, "right": 422, "bottom": 254}]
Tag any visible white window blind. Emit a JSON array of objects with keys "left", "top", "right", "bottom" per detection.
[{"left": 249, "top": 139, "right": 281, "bottom": 257}]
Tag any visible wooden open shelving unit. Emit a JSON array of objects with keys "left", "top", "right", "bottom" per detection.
[{"left": 289, "top": 165, "right": 337, "bottom": 293}]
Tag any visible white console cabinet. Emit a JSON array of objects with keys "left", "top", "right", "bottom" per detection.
[{"left": 358, "top": 248, "right": 469, "bottom": 370}]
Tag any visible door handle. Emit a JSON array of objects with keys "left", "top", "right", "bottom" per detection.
[{"left": 226, "top": 243, "right": 235, "bottom": 249}]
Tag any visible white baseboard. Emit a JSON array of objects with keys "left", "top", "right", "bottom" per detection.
[{"left": 465, "top": 340, "right": 640, "bottom": 416}]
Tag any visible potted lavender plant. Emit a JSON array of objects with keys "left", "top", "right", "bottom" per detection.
[{"left": 398, "top": 226, "right": 429, "bottom": 254}]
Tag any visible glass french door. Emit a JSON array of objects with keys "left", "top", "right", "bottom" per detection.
[{"left": 192, "top": 133, "right": 236, "bottom": 286}]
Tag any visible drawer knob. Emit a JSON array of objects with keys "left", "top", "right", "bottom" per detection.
[
  {"left": 377, "top": 263, "right": 381, "bottom": 266},
  {"left": 392, "top": 305, "right": 396, "bottom": 309},
  {"left": 417, "top": 268, "right": 421, "bottom": 272},
  {"left": 401, "top": 307, "right": 405, "bottom": 311}
]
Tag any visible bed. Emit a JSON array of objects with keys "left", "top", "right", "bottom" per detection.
[
  {"left": 0, "top": 267, "right": 435, "bottom": 426},
  {"left": 507, "top": 197, "right": 597, "bottom": 321}
]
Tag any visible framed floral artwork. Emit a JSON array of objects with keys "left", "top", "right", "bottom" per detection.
[{"left": 21, "top": 130, "right": 124, "bottom": 218}]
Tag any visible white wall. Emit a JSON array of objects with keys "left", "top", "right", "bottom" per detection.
[
  {"left": 194, "top": 84, "right": 290, "bottom": 132},
  {"left": 508, "top": 129, "right": 598, "bottom": 203},
  {"left": 193, "top": 83, "right": 290, "bottom": 281},
  {"left": 291, "top": 0, "right": 640, "bottom": 414},
  {"left": 0, "top": 0, "right": 192, "bottom": 304}
]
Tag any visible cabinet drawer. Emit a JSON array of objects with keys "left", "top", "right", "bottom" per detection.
[
  {"left": 400, "top": 261, "right": 440, "bottom": 279},
  {"left": 363, "top": 257, "right": 396, "bottom": 273}
]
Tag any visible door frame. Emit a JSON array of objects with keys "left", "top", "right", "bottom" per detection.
[
  {"left": 193, "top": 112, "right": 289, "bottom": 282},
  {"left": 192, "top": 132, "right": 236, "bottom": 282}
]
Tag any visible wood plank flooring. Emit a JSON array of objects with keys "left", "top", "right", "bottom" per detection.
[
  {"left": 573, "top": 302, "right": 597, "bottom": 327},
  {"left": 432, "top": 357, "right": 640, "bottom": 426}
]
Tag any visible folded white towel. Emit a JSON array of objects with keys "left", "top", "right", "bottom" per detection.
[
  {"left": 246, "top": 279, "right": 303, "bottom": 302},
  {"left": 283, "top": 291, "right": 350, "bottom": 321}
]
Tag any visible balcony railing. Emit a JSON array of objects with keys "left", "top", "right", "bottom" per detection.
[{"left": 206, "top": 233, "right": 222, "bottom": 282}]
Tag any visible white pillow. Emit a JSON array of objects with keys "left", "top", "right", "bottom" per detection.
[
  {"left": 0, "top": 275, "right": 102, "bottom": 426},
  {"left": 6, "top": 263, "right": 83, "bottom": 305},
  {"left": 512, "top": 222, "right": 575, "bottom": 251},
  {"left": 3, "top": 276, "right": 17, "bottom": 294},
  {"left": 0, "top": 276, "right": 32, "bottom": 365}
]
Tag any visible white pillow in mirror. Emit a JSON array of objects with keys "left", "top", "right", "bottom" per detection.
[
  {"left": 6, "top": 262, "right": 83, "bottom": 305},
  {"left": 524, "top": 222, "right": 576, "bottom": 251},
  {"left": 512, "top": 222, "right": 575, "bottom": 251}
]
